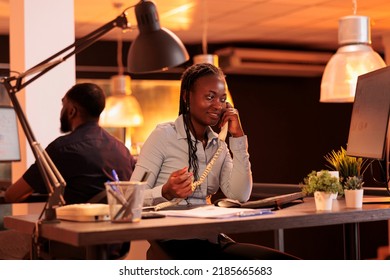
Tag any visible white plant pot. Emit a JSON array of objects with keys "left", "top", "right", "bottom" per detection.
[
  {"left": 344, "top": 189, "right": 364, "bottom": 208},
  {"left": 330, "top": 192, "right": 338, "bottom": 200},
  {"left": 314, "top": 191, "right": 333, "bottom": 211}
]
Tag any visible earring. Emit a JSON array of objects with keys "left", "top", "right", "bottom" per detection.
[{"left": 186, "top": 105, "right": 190, "bottom": 112}]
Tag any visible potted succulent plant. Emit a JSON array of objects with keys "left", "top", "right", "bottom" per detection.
[
  {"left": 344, "top": 175, "right": 364, "bottom": 208},
  {"left": 301, "top": 170, "right": 343, "bottom": 211}
]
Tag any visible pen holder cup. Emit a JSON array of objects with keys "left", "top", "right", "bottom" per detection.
[{"left": 105, "top": 181, "right": 146, "bottom": 223}]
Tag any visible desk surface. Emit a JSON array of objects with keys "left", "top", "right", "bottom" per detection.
[{"left": 4, "top": 198, "right": 390, "bottom": 248}]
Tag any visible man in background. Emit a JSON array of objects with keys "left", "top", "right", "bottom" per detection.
[
  {"left": 5, "top": 82, "right": 135, "bottom": 203},
  {"left": 3, "top": 83, "right": 135, "bottom": 259}
]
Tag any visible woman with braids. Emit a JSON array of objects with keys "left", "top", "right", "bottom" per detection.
[
  {"left": 130, "top": 63, "right": 298, "bottom": 260},
  {"left": 132, "top": 63, "right": 251, "bottom": 207}
]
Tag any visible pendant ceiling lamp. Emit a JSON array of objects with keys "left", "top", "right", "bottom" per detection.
[
  {"left": 320, "top": 1, "right": 386, "bottom": 103},
  {"left": 193, "top": 53, "right": 219, "bottom": 66},
  {"left": 100, "top": 75, "right": 143, "bottom": 128}
]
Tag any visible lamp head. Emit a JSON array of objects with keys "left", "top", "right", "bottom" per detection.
[
  {"left": 320, "top": 15, "right": 386, "bottom": 103},
  {"left": 127, "top": 0, "right": 189, "bottom": 73}
]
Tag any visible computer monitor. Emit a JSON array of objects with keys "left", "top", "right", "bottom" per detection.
[
  {"left": 346, "top": 66, "right": 390, "bottom": 160},
  {"left": 0, "top": 106, "right": 21, "bottom": 162}
]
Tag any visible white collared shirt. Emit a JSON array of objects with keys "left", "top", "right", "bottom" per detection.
[{"left": 130, "top": 115, "right": 252, "bottom": 206}]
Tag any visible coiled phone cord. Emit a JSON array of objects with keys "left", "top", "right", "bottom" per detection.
[
  {"left": 154, "top": 144, "right": 224, "bottom": 210},
  {"left": 154, "top": 124, "right": 228, "bottom": 211}
]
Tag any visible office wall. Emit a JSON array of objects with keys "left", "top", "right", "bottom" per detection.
[{"left": 226, "top": 74, "right": 353, "bottom": 183}]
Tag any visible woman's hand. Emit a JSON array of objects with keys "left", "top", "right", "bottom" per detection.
[
  {"left": 220, "top": 102, "right": 244, "bottom": 137},
  {"left": 162, "top": 167, "right": 194, "bottom": 200}
]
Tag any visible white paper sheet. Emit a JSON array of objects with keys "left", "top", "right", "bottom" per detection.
[{"left": 158, "top": 205, "right": 273, "bottom": 219}]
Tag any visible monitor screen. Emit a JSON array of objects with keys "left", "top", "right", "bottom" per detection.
[
  {"left": 0, "top": 106, "right": 21, "bottom": 162},
  {"left": 346, "top": 66, "right": 390, "bottom": 160}
]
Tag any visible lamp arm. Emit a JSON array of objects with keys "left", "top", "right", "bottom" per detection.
[
  {"left": 3, "top": 85, "right": 65, "bottom": 221},
  {"left": 0, "top": 12, "right": 130, "bottom": 222},
  {"left": 9, "top": 13, "right": 130, "bottom": 93}
]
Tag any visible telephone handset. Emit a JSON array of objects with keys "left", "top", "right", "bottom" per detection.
[
  {"left": 218, "top": 121, "right": 228, "bottom": 141},
  {"left": 153, "top": 122, "right": 228, "bottom": 211}
]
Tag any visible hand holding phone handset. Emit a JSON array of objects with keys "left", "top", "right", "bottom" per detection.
[{"left": 153, "top": 122, "right": 228, "bottom": 211}]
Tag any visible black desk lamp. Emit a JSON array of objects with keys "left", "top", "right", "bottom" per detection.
[{"left": 0, "top": 0, "right": 189, "bottom": 222}]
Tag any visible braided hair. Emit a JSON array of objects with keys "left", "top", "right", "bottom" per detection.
[{"left": 179, "top": 63, "right": 225, "bottom": 180}]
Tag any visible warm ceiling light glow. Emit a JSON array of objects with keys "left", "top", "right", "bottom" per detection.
[
  {"left": 100, "top": 75, "right": 144, "bottom": 128},
  {"left": 160, "top": 3, "right": 195, "bottom": 17},
  {"left": 159, "top": 3, "right": 195, "bottom": 30}
]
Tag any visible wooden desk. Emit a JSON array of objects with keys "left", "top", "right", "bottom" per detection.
[{"left": 4, "top": 198, "right": 390, "bottom": 259}]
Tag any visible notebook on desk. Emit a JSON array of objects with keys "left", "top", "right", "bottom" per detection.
[{"left": 214, "top": 191, "right": 305, "bottom": 209}]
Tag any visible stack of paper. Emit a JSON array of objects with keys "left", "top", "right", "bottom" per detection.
[{"left": 158, "top": 205, "right": 272, "bottom": 219}]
